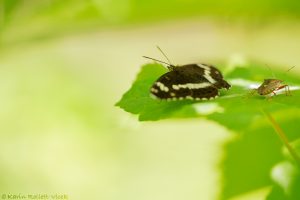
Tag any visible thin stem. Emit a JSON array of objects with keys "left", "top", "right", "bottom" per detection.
[{"left": 262, "top": 109, "right": 300, "bottom": 167}]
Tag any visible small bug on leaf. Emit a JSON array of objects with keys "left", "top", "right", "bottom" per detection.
[{"left": 249, "top": 66, "right": 294, "bottom": 99}]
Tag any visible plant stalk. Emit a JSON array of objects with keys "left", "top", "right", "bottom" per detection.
[{"left": 262, "top": 109, "right": 300, "bottom": 167}]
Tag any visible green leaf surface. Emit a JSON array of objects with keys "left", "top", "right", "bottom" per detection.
[
  {"left": 267, "top": 162, "right": 300, "bottom": 200},
  {"left": 266, "top": 140, "right": 300, "bottom": 200},
  {"left": 220, "top": 111, "right": 300, "bottom": 199}
]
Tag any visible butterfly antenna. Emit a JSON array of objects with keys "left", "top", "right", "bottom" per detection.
[
  {"left": 142, "top": 56, "right": 171, "bottom": 66},
  {"left": 156, "top": 46, "right": 173, "bottom": 66}
]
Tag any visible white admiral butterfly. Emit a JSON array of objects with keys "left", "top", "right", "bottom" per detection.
[{"left": 144, "top": 47, "right": 231, "bottom": 101}]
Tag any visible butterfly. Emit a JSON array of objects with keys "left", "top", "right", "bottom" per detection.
[{"left": 144, "top": 47, "right": 231, "bottom": 101}]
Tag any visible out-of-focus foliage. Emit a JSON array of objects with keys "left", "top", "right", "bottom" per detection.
[
  {"left": 266, "top": 140, "right": 300, "bottom": 200},
  {"left": 1, "top": 0, "right": 300, "bottom": 46},
  {"left": 221, "top": 113, "right": 300, "bottom": 199}
]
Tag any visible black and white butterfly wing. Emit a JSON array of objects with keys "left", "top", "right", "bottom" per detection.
[
  {"left": 195, "top": 64, "right": 231, "bottom": 90},
  {"left": 150, "top": 64, "right": 226, "bottom": 100}
]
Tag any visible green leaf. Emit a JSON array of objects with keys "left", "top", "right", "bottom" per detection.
[
  {"left": 220, "top": 111, "right": 300, "bottom": 200},
  {"left": 116, "top": 62, "right": 300, "bottom": 129},
  {"left": 267, "top": 161, "right": 300, "bottom": 200},
  {"left": 220, "top": 111, "right": 300, "bottom": 199},
  {"left": 220, "top": 127, "right": 282, "bottom": 199},
  {"left": 266, "top": 139, "right": 300, "bottom": 200}
]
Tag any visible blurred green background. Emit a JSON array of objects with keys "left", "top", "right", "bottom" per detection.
[{"left": 1, "top": 0, "right": 300, "bottom": 199}]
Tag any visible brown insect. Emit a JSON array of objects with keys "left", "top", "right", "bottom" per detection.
[
  {"left": 249, "top": 66, "right": 294, "bottom": 98},
  {"left": 256, "top": 79, "right": 291, "bottom": 96}
]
